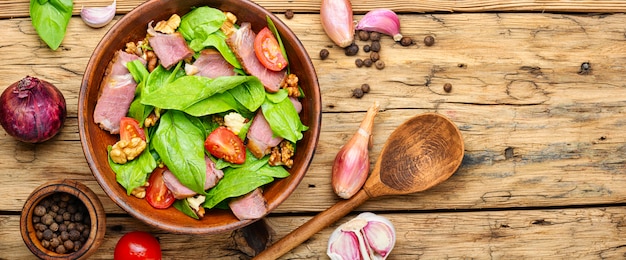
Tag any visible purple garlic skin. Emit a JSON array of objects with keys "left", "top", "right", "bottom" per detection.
[
  {"left": 327, "top": 212, "right": 396, "bottom": 260},
  {"left": 356, "top": 9, "right": 403, "bottom": 41}
]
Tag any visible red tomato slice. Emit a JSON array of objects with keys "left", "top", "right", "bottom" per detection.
[
  {"left": 114, "top": 231, "right": 162, "bottom": 260},
  {"left": 254, "top": 27, "right": 288, "bottom": 71},
  {"left": 204, "top": 126, "right": 246, "bottom": 164},
  {"left": 120, "top": 117, "right": 146, "bottom": 141},
  {"left": 145, "top": 167, "right": 176, "bottom": 209}
]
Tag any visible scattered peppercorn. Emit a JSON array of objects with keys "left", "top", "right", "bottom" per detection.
[
  {"left": 375, "top": 60, "right": 385, "bottom": 70},
  {"left": 579, "top": 62, "right": 591, "bottom": 75},
  {"left": 358, "top": 30, "right": 370, "bottom": 41},
  {"left": 284, "top": 9, "right": 294, "bottom": 19},
  {"left": 355, "top": 58, "right": 364, "bottom": 67},
  {"left": 400, "top": 36, "right": 413, "bottom": 46},
  {"left": 361, "top": 84, "right": 370, "bottom": 93},
  {"left": 352, "top": 88, "right": 364, "bottom": 98},
  {"left": 363, "top": 45, "right": 371, "bottom": 52},
  {"left": 363, "top": 59, "right": 373, "bottom": 67},
  {"left": 370, "top": 32, "right": 381, "bottom": 41},
  {"left": 370, "top": 52, "right": 380, "bottom": 62},
  {"left": 319, "top": 49, "right": 329, "bottom": 60},
  {"left": 370, "top": 41, "right": 381, "bottom": 52},
  {"left": 443, "top": 83, "right": 452, "bottom": 93},
  {"left": 424, "top": 35, "right": 435, "bottom": 46},
  {"left": 344, "top": 43, "right": 359, "bottom": 56}
]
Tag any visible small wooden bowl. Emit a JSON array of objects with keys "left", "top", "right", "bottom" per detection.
[{"left": 20, "top": 179, "right": 106, "bottom": 260}]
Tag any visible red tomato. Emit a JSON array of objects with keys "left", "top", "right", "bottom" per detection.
[
  {"left": 145, "top": 167, "right": 176, "bottom": 209},
  {"left": 204, "top": 126, "right": 246, "bottom": 164},
  {"left": 254, "top": 27, "right": 288, "bottom": 71},
  {"left": 114, "top": 231, "right": 162, "bottom": 260},
  {"left": 120, "top": 117, "right": 146, "bottom": 141}
]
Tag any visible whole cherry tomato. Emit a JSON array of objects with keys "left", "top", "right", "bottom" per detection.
[{"left": 114, "top": 231, "right": 162, "bottom": 260}]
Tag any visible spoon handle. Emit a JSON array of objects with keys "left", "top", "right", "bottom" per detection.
[{"left": 254, "top": 189, "right": 371, "bottom": 259}]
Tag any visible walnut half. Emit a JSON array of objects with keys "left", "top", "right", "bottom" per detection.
[{"left": 110, "top": 137, "right": 147, "bottom": 164}]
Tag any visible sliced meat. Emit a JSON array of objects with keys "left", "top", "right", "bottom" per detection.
[
  {"left": 148, "top": 32, "right": 194, "bottom": 69},
  {"left": 162, "top": 156, "right": 224, "bottom": 199},
  {"left": 193, "top": 49, "right": 236, "bottom": 78},
  {"left": 289, "top": 97, "right": 303, "bottom": 114},
  {"left": 229, "top": 188, "right": 267, "bottom": 220},
  {"left": 93, "top": 51, "right": 144, "bottom": 134},
  {"left": 246, "top": 111, "right": 283, "bottom": 158},
  {"left": 227, "top": 22, "right": 286, "bottom": 92}
]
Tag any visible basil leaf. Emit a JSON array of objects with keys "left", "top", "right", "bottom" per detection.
[
  {"left": 152, "top": 110, "right": 207, "bottom": 194},
  {"left": 261, "top": 96, "right": 308, "bottom": 143},
  {"left": 108, "top": 147, "right": 157, "bottom": 196},
  {"left": 173, "top": 199, "right": 199, "bottom": 220},
  {"left": 179, "top": 6, "right": 226, "bottom": 43},
  {"left": 29, "top": 0, "right": 73, "bottom": 50}
]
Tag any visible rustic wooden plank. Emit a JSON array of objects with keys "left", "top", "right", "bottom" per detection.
[
  {"left": 1, "top": 12, "right": 626, "bottom": 217},
  {"left": 4, "top": 0, "right": 626, "bottom": 19},
  {"left": 3, "top": 207, "right": 626, "bottom": 259}
]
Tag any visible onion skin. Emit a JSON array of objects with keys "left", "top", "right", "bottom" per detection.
[
  {"left": 0, "top": 76, "right": 66, "bottom": 143},
  {"left": 320, "top": 0, "right": 354, "bottom": 48}
]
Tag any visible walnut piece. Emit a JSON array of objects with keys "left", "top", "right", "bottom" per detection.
[
  {"left": 220, "top": 12, "right": 238, "bottom": 37},
  {"left": 144, "top": 109, "right": 161, "bottom": 128},
  {"left": 154, "top": 14, "right": 181, "bottom": 34},
  {"left": 130, "top": 182, "right": 149, "bottom": 199},
  {"left": 281, "top": 74, "right": 300, "bottom": 97},
  {"left": 145, "top": 50, "right": 158, "bottom": 72},
  {"left": 269, "top": 140, "right": 295, "bottom": 168},
  {"left": 110, "top": 137, "right": 147, "bottom": 164}
]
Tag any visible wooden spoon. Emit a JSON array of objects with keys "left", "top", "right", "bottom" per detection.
[{"left": 254, "top": 113, "right": 465, "bottom": 259}]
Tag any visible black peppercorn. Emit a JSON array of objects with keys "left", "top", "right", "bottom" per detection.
[
  {"left": 424, "top": 35, "right": 435, "bottom": 46},
  {"left": 355, "top": 58, "right": 364, "bottom": 67},
  {"left": 579, "top": 62, "right": 591, "bottom": 75},
  {"left": 370, "top": 32, "right": 381, "bottom": 41},
  {"left": 361, "top": 84, "right": 370, "bottom": 93},
  {"left": 370, "top": 41, "right": 381, "bottom": 52},
  {"left": 375, "top": 60, "right": 385, "bottom": 70},
  {"left": 34, "top": 205, "right": 47, "bottom": 217},
  {"left": 319, "top": 49, "right": 329, "bottom": 60},
  {"left": 352, "top": 88, "right": 364, "bottom": 98},
  {"left": 344, "top": 43, "right": 359, "bottom": 56},
  {"left": 363, "top": 45, "right": 371, "bottom": 52},
  {"left": 444, "top": 83, "right": 452, "bottom": 93},
  {"left": 370, "top": 52, "right": 380, "bottom": 62},
  {"left": 363, "top": 59, "right": 373, "bottom": 67},
  {"left": 358, "top": 30, "right": 370, "bottom": 41},
  {"left": 284, "top": 9, "right": 294, "bottom": 19},
  {"left": 400, "top": 36, "right": 413, "bottom": 46}
]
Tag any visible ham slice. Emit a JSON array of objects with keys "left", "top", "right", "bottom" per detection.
[
  {"left": 93, "top": 51, "right": 144, "bottom": 134},
  {"left": 148, "top": 32, "right": 194, "bottom": 69},
  {"left": 246, "top": 98, "right": 302, "bottom": 158},
  {"left": 162, "top": 156, "right": 224, "bottom": 199},
  {"left": 193, "top": 49, "right": 236, "bottom": 78},
  {"left": 229, "top": 188, "right": 267, "bottom": 220},
  {"left": 227, "top": 22, "right": 286, "bottom": 92}
]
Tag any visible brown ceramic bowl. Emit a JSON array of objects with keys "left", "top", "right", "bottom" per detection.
[
  {"left": 78, "top": 0, "right": 321, "bottom": 234},
  {"left": 20, "top": 179, "right": 106, "bottom": 260}
]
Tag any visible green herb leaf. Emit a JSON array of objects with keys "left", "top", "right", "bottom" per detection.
[
  {"left": 191, "top": 32, "right": 242, "bottom": 69},
  {"left": 108, "top": 146, "right": 157, "bottom": 196},
  {"left": 229, "top": 78, "right": 266, "bottom": 112},
  {"left": 152, "top": 110, "right": 207, "bottom": 194},
  {"left": 29, "top": 0, "right": 73, "bottom": 50},
  {"left": 266, "top": 16, "right": 289, "bottom": 73},
  {"left": 262, "top": 95, "right": 308, "bottom": 143},
  {"left": 173, "top": 199, "right": 199, "bottom": 220},
  {"left": 179, "top": 6, "right": 226, "bottom": 43}
]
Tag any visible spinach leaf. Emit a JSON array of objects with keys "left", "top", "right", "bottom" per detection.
[
  {"left": 142, "top": 75, "right": 260, "bottom": 111},
  {"left": 190, "top": 32, "right": 242, "bottom": 69},
  {"left": 173, "top": 199, "right": 199, "bottom": 220},
  {"left": 127, "top": 60, "right": 149, "bottom": 84},
  {"left": 152, "top": 110, "right": 207, "bottom": 194},
  {"left": 29, "top": 0, "right": 73, "bottom": 50},
  {"left": 142, "top": 63, "right": 185, "bottom": 98},
  {"left": 230, "top": 78, "right": 266, "bottom": 112},
  {"left": 108, "top": 146, "right": 157, "bottom": 196},
  {"left": 266, "top": 16, "right": 289, "bottom": 73},
  {"left": 204, "top": 161, "right": 277, "bottom": 208},
  {"left": 183, "top": 92, "right": 239, "bottom": 117},
  {"left": 179, "top": 6, "right": 225, "bottom": 43},
  {"left": 127, "top": 60, "right": 152, "bottom": 124},
  {"left": 262, "top": 95, "right": 308, "bottom": 143}
]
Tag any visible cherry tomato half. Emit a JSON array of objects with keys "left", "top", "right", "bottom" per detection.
[
  {"left": 204, "top": 126, "right": 246, "bottom": 164},
  {"left": 114, "top": 231, "right": 162, "bottom": 260},
  {"left": 145, "top": 167, "right": 176, "bottom": 209},
  {"left": 254, "top": 27, "right": 288, "bottom": 71},
  {"left": 120, "top": 117, "right": 146, "bottom": 141}
]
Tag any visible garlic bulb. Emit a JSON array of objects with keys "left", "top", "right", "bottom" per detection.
[
  {"left": 80, "top": 0, "right": 116, "bottom": 28},
  {"left": 327, "top": 212, "right": 396, "bottom": 260},
  {"left": 356, "top": 9, "right": 403, "bottom": 42},
  {"left": 320, "top": 0, "right": 355, "bottom": 48}
]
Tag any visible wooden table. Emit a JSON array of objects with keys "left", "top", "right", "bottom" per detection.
[{"left": 2, "top": 0, "right": 626, "bottom": 259}]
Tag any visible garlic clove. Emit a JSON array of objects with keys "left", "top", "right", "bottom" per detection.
[
  {"left": 80, "top": 0, "right": 116, "bottom": 28},
  {"left": 356, "top": 9, "right": 403, "bottom": 42},
  {"left": 327, "top": 229, "right": 361, "bottom": 260},
  {"left": 327, "top": 212, "right": 396, "bottom": 260},
  {"left": 360, "top": 213, "right": 396, "bottom": 258},
  {"left": 320, "top": 0, "right": 355, "bottom": 48}
]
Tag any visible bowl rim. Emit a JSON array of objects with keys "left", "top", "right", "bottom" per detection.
[{"left": 78, "top": 0, "right": 321, "bottom": 234}]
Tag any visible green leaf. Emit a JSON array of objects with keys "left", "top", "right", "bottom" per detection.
[
  {"left": 108, "top": 147, "right": 157, "bottom": 196},
  {"left": 127, "top": 60, "right": 149, "bottom": 84},
  {"left": 179, "top": 6, "right": 226, "bottom": 43},
  {"left": 261, "top": 96, "right": 308, "bottom": 143},
  {"left": 229, "top": 78, "right": 266, "bottom": 112},
  {"left": 152, "top": 111, "right": 207, "bottom": 194},
  {"left": 173, "top": 199, "right": 199, "bottom": 220},
  {"left": 183, "top": 92, "right": 239, "bottom": 117},
  {"left": 196, "top": 32, "right": 242, "bottom": 69},
  {"left": 266, "top": 16, "right": 289, "bottom": 73},
  {"left": 30, "top": 0, "right": 73, "bottom": 50}
]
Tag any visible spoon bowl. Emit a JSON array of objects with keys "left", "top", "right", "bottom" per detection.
[{"left": 255, "top": 112, "right": 464, "bottom": 259}]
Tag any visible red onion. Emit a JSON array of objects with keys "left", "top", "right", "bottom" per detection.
[{"left": 0, "top": 76, "right": 66, "bottom": 143}]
